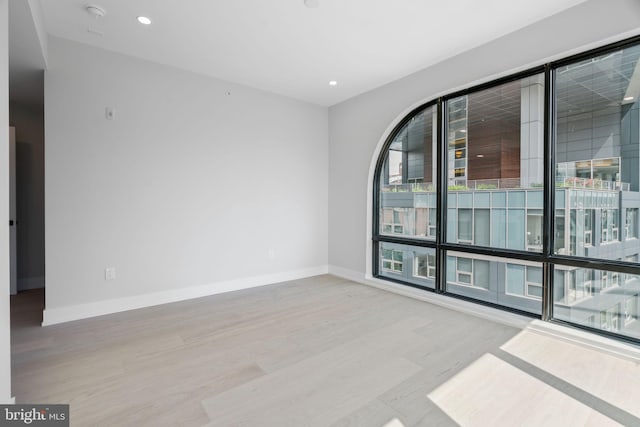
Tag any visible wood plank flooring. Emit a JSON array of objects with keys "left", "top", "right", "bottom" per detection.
[{"left": 9, "top": 275, "right": 640, "bottom": 426}]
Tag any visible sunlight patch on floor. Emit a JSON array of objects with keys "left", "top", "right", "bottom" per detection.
[
  {"left": 381, "top": 418, "right": 406, "bottom": 427},
  {"left": 427, "top": 353, "right": 620, "bottom": 426},
  {"left": 500, "top": 329, "right": 640, "bottom": 418}
]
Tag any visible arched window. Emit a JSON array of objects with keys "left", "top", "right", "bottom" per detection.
[{"left": 372, "top": 35, "right": 640, "bottom": 344}]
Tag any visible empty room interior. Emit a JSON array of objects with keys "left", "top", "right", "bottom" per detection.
[{"left": 3, "top": 0, "right": 640, "bottom": 425}]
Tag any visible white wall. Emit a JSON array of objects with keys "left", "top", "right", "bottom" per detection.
[
  {"left": 0, "top": 0, "right": 13, "bottom": 404},
  {"left": 44, "top": 37, "right": 328, "bottom": 324},
  {"left": 328, "top": 0, "right": 640, "bottom": 279},
  {"left": 9, "top": 101, "right": 44, "bottom": 290}
]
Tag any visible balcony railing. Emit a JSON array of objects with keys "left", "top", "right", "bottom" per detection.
[
  {"left": 381, "top": 177, "right": 631, "bottom": 192},
  {"left": 382, "top": 178, "right": 523, "bottom": 192},
  {"left": 381, "top": 183, "right": 434, "bottom": 192},
  {"left": 455, "top": 178, "right": 522, "bottom": 190},
  {"left": 556, "top": 177, "right": 630, "bottom": 191}
]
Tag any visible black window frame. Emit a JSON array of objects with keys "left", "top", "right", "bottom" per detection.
[{"left": 372, "top": 34, "right": 640, "bottom": 346}]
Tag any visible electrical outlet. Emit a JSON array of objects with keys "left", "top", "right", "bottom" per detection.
[
  {"left": 267, "top": 248, "right": 276, "bottom": 260},
  {"left": 105, "top": 267, "right": 116, "bottom": 280}
]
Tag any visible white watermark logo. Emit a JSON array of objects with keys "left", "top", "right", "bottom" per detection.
[
  {"left": 5, "top": 408, "right": 47, "bottom": 424},
  {"left": 1, "top": 405, "right": 68, "bottom": 426}
]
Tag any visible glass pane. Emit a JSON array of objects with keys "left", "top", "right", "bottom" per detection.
[
  {"left": 508, "top": 191, "right": 525, "bottom": 208},
  {"left": 527, "top": 266, "right": 542, "bottom": 283},
  {"left": 378, "top": 106, "right": 436, "bottom": 240},
  {"left": 528, "top": 284, "right": 543, "bottom": 298},
  {"left": 507, "top": 209, "right": 525, "bottom": 250},
  {"left": 380, "top": 243, "right": 403, "bottom": 275},
  {"left": 428, "top": 209, "right": 437, "bottom": 238},
  {"left": 379, "top": 242, "right": 436, "bottom": 289},
  {"left": 528, "top": 190, "right": 543, "bottom": 208},
  {"left": 446, "top": 251, "right": 542, "bottom": 315},
  {"left": 506, "top": 264, "right": 525, "bottom": 295},
  {"left": 413, "top": 252, "right": 436, "bottom": 280},
  {"left": 446, "top": 74, "right": 544, "bottom": 253},
  {"left": 627, "top": 208, "right": 638, "bottom": 239},
  {"left": 458, "top": 257, "right": 472, "bottom": 272},
  {"left": 447, "top": 208, "right": 456, "bottom": 241},
  {"left": 446, "top": 256, "right": 455, "bottom": 282},
  {"left": 492, "top": 209, "right": 506, "bottom": 247},
  {"left": 554, "top": 43, "right": 640, "bottom": 264},
  {"left": 527, "top": 212, "right": 543, "bottom": 250},
  {"left": 458, "top": 273, "right": 472, "bottom": 284},
  {"left": 473, "top": 260, "right": 490, "bottom": 289},
  {"left": 458, "top": 209, "right": 472, "bottom": 242},
  {"left": 474, "top": 192, "right": 491, "bottom": 208},
  {"left": 474, "top": 209, "right": 491, "bottom": 247},
  {"left": 553, "top": 266, "right": 640, "bottom": 341}
]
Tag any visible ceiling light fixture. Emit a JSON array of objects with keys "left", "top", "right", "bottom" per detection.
[
  {"left": 86, "top": 5, "right": 106, "bottom": 18},
  {"left": 624, "top": 96, "right": 634, "bottom": 101},
  {"left": 329, "top": 80, "right": 338, "bottom": 86},
  {"left": 304, "top": 0, "right": 320, "bottom": 8},
  {"left": 476, "top": 154, "right": 484, "bottom": 158},
  {"left": 137, "top": 16, "right": 152, "bottom": 25}
]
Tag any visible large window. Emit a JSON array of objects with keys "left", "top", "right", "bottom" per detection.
[{"left": 374, "top": 35, "right": 640, "bottom": 344}]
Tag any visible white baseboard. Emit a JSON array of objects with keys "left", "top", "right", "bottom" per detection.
[
  {"left": 18, "top": 276, "right": 44, "bottom": 291},
  {"left": 42, "top": 265, "right": 329, "bottom": 326},
  {"left": 327, "top": 265, "right": 640, "bottom": 359},
  {"left": 526, "top": 320, "right": 640, "bottom": 362},
  {"left": 328, "top": 265, "right": 367, "bottom": 284}
]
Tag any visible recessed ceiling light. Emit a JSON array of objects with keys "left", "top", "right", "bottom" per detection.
[
  {"left": 329, "top": 80, "right": 338, "bottom": 86},
  {"left": 476, "top": 154, "right": 484, "bottom": 158},
  {"left": 304, "top": 0, "right": 320, "bottom": 8},
  {"left": 624, "top": 96, "right": 634, "bottom": 101},
  {"left": 137, "top": 16, "right": 152, "bottom": 25}
]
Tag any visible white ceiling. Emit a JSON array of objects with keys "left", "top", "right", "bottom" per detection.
[{"left": 21, "top": 0, "right": 589, "bottom": 106}]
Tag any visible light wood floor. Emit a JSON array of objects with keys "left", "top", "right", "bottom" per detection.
[{"left": 10, "top": 275, "right": 640, "bottom": 426}]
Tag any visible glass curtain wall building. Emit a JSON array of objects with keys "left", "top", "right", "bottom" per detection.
[{"left": 374, "top": 36, "right": 640, "bottom": 343}]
